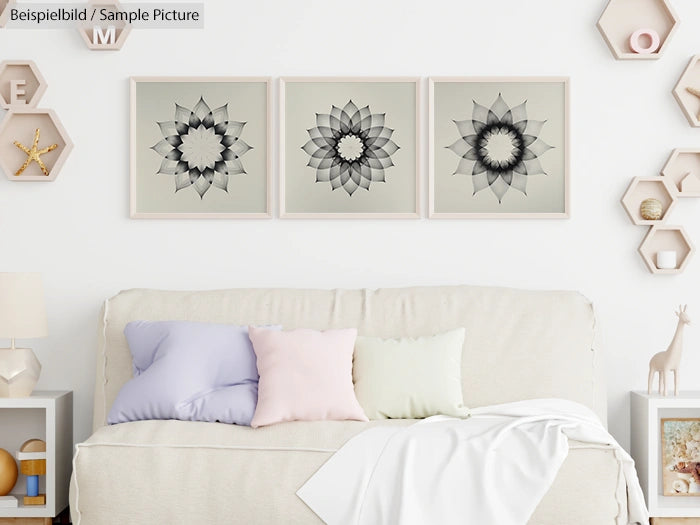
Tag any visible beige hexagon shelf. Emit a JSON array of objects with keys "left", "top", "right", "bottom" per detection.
[
  {"left": 661, "top": 149, "right": 700, "bottom": 197},
  {"left": 0, "top": 61, "right": 48, "bottom": 109},
  {"left": 78, "top": 2, "right": 132, "bottom": 50},
  {"left": 673, "top": 56, "right": 700, "bottom": 128},
  {"left": 0, "top": 108, "right": 73, "bottom": 182},
  {"left": 597, "top": 0, "right": 679, "bottom": 60},
  {"left": 621, "top": 177, "right": 677, "bottom": 225},
  {"left": 639, "top": 226, "right": 694, "bottom": 274},
  {"left": 0, "top": 0, "right": 9, "bottom": 28}
]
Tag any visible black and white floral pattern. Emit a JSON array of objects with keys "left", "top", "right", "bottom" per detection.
[
  {"left": 447, "top": 93, "right": 553, "bottom": 203},
  {"left": 151, "top": 96, "right": 252, "bottom": 198},
  {"left": 302, "top": 100, "right": 399, "bottom": 196}
]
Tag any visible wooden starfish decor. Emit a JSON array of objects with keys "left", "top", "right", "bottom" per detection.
[
  {"left": 13, "top": 128, "right": 58, "bottom": 176},
  {"left": 686, "top": 87, "right": 700, "bottom": 121}
]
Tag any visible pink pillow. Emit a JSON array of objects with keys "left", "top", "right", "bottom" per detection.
[{"left": 248, "top": 327, "right": 368, "bottom": 428}]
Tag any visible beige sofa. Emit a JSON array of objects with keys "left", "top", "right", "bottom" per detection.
[{"left": 70, "top": 286, "right": 631, "bottom": 524}]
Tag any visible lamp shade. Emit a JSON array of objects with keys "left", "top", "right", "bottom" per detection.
[{"left": 0, "top": 273, "right": 48, "bottom": 339}]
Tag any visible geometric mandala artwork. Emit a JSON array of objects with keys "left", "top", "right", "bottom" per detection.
[
  {"left": 151, "top": 96, "right": 252, "bottom": 198},
  {"left": 447, "top": 93, "right": 553, "bottom": 203},
  {"left": 302, "top": 100, "right": 399, "bottom": 196}
]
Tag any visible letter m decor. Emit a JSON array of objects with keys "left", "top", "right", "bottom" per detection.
[
  {"left": 78, "top": 2, "right": 131, "bottom": 51},
  {"left": 93, "top": 25, "right": 116, "bottom": 45}
]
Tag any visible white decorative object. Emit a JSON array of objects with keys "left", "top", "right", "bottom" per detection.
[
  {"left": 657, "top": 251, "right": 678, "bottom": 269},
  {"left": 629, "top": 28, "right": 661, "bottom": 54},
  {"left": 0, "top": 273, "right": 48, "bottom": 397},
  {"left": 648, "top": 305, "right": 690, "bottom": 396}
]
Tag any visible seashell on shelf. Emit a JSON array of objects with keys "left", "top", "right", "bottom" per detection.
[
  {"left": 640, "top": 198, "right": 663, "bottom": 221},
  {"left": 673, "top": 477, "right": 690, "bottom": 493}
]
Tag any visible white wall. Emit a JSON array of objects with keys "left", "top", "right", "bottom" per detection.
[{"left": 1, "top": 0, "right": 700, "bottom": 448}]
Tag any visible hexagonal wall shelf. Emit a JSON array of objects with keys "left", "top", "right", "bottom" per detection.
[
  {"left": 621, "top": 177, "right": 677, "bottom": 225},
  {"left": 0, "top": 1, "right": 9, "bottom": 28},
  {"left": 0, "top": 61, "right": 47, "bottom": 109},
  {"left": 661, "top": 149, "right": 700, "bottom": 197},
  {"left": 597, "top": 0, "right": 679, "bottom": 60},
  {"left": 639, "top": 226, "right": 694, "bottom": 274},
  {"left": 673, "top": 56, "right": 700, "bottom": 128},
  {"left": 0, "top": 108, "right": 73, "bottom": 181},
  {"left": 78, "top": 2, "right": 132, "bottom": 51}
]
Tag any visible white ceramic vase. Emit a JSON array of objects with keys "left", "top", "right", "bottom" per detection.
[{"left": 0, "top": 348, "right": 41, "bottom": 397}]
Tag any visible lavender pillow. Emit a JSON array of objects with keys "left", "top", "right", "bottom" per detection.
[{"left": 108, "top": 321, "right": 276, "bottom": 426}]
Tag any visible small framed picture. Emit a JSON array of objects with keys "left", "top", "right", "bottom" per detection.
[
  {"left": 661, "top": 418, "right": 700, "bottom": 496},
  {"left": 429, "top": 77, "right": 569, "bottom": 219},
  {"left": 280, "top": 77, "right": 420, "bottom": 218},
  {"left": 130, "top": 77, "right": 271, "bottom": 218}
]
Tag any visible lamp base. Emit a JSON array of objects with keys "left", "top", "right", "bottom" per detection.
[{"left": 0, "top": 348, "right": 41, "bottom": 397}]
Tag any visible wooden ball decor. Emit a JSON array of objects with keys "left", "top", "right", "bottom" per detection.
[
  {"left": 0, "top": 448, "right": 18, "bottom": 496},
  {"left": 640, "top": 198, "right": 663, "bottom": 221}
]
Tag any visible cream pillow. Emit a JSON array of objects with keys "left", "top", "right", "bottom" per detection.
[{"left": 353, "top": 328, "right": 469, "bottom": 420}]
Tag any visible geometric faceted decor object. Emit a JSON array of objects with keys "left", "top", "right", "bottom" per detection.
[
  {"left": 78, "top": 1, "right": 132, "bottom": 51},
  {"left": 621, "top": 177, "right": 677, "bottom": 225},
  {"left": 597, "top": 0, "right": 679, "bottom": 60},
  {"left": 429, "top": 77, "right": 569, "bottom": 219},
  {"left": 280, "top": 77, "right": 420, "bottom": 219},
  {"left": 0, "top": 61, "right": 47, "bottom": 109},
  {"left": 673, "top": 56, "right": 700, "bottom": 127},
  {"left": 639, "top": 226, "right": 694, "bottom": 274},
  {"left": 131, "top": 77, "right": 271, "bottom": 218},
  {"left": 0, "top": 108, "right": 73, "bottom": 182},
  {"left": 661, "top": 149, "right": 700, "bottom": 197},
  {"left": 0, "top": 347, "right": 41, "bottom": 398}
]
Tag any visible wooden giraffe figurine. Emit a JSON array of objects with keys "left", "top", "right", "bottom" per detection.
[{"left": 648, "top": 305, "right": 691, "bottom": 396}]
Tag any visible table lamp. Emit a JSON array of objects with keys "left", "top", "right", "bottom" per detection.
[{"left": 0, "top": 273, "right": 48, "bottom": 397}]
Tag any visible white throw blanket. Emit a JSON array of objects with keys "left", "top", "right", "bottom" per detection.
[{"left": 297, "top": 399, "right": 649, "bottom": 525}]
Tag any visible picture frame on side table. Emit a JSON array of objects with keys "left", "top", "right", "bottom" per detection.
[
  {"left": 280, "top": 77, "right": 420, "bottom": 219},
  {"left": 130, "top": 77, "right": 271, "bottom": 219},
  {"left": 429, "top": 77, "right": 570, "bottom": 219},
  {"left": 661, "top": 417, "right": 700, "bottom": 496}
]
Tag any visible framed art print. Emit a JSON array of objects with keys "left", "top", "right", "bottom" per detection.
[
  {"left": 280, "top": 77, "right": 420, "bottom": 218},
  {"left": 429, "top": 77, "right": 569, "bottom": 219},
  {"left": 662, "top": 418, "right": 700, "bottom": 496},
  {"left": 130, "top": 77, "right": 270, "bottom": 218}
]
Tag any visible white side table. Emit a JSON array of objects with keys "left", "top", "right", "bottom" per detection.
[
  {"left": 631, "top": 391, "right": 700, "bottom": 521},
  {"left": 0, "top": 391, "right": 72, "bottom": 524}
]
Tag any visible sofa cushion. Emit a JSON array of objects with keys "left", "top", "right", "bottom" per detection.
[
  {"left": 353, "top": 328, "right": 469, "bottom": 419},
  {"left": 71, "top": 419, "right": 626, "bottom": 525},
  {"left": 249, "top": 326, "right": 368, "bottom": 428},
  {"left": 108, "top": 321, "right": 271, "bottom": 426}
]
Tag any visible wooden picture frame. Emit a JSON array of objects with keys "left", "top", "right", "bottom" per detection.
[
  {"left": 661, "top": 417, "right": 700, "bottom": 496},
  {"left": 130, "top": 77, "right": 272, "bottom": 219},
  {"left": 429, "top": 77, "right": 570, "bottom": 219},
  {"left": 280, "top": 77, "right": 420, "bottom": 219}
]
